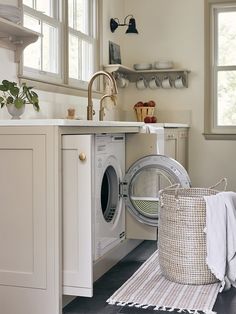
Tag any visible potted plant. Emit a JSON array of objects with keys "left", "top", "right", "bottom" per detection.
[{"left": 0, "top": 79, "right": 39, "bottom": 119}]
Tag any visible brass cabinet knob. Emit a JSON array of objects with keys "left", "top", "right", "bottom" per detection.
[{"left": 79, "top": 152, "right": 86, "bottom": 161}]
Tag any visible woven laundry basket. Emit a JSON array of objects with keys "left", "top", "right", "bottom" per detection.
[{"left": 158, "top": 178, "right": 227, "bottom": 285}]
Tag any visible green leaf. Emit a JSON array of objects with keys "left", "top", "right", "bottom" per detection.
[
  {"left": 23, "top": 85, "right": 28, "bottom": 93},
  {"left": 25, "top": 89, "right": 32, "bottom": 102},
  {"left": 0, "top": 96, "right": 5, "bottom": 108},
  {"left": 6, "top": 96, "right": 13, "bottom": 104},
  {"left": 31, "top": 91, "right": 38, "bottom": 98},
  {"left": 2, "top": 80, "right": 10, "bottom": 88},
  {"left": 0, "top": 84, "right": 8, "bottom": 91},
  {"left": 14, "top": 98, "right": 24, "bottom": 109},
  {"left": 33, "top": 102, "right": 40, "bottom": 112},
  {"left": 10, "top": 86, "right": 19, "bottom": 97}
]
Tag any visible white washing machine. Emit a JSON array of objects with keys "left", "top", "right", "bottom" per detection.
[{"left": 94, "top": 134, "right": 126, "bottom": 261}]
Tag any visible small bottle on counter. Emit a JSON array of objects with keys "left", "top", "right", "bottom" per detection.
[{"left": 67, "top": 108, "right": 76, "bottom": 119}]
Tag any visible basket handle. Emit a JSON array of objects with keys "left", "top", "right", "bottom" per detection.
[
  {"left": 208, "top": 178, "right": 227, "bottom": 191},
  {"left": 159, "top": 183, "right": 181, "bottom": 207},
  {"left": 159, "top": 183, "right": 180, "bottom": 195}
]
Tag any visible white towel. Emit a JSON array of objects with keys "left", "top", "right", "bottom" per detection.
[
  {"left": 140, "top": 124, "right": 163, "bottom": 134},
  {"left": 204, "top": 191, "right": 236, "bottom": 291}
]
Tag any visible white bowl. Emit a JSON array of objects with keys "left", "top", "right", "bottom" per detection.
[
  {"left": 154, "top": 60, "right": 173, "bottom": 69},
  {"left": 133, "top": 63, "right": 152, "bottom": 71}
]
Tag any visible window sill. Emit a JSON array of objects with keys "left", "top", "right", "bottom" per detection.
[
  {"left": 203, "top": 133, "right": 236, "bottom": 140},
  {"left": 19, "top": 75, "right": 103, "bottom": 99}
]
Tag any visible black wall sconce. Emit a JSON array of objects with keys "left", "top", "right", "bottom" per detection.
[{"left": 110, "top": 15, "right": 138, "bottom": 34}]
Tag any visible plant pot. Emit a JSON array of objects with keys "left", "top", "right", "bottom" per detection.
[{"left": 7, "top": 103, "right": 25, "bottom": 119}]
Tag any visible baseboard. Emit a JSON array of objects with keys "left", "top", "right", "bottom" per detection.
[{"left": 93, "top": 239, "right": 142, "bottom": 282}]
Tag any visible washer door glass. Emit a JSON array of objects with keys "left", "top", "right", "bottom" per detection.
[
  {"left": 122, "top": 155, "right": 191, "bottom": 227},
  {"left": 101, "top": 165, "right": 119, "bottom": 223}
]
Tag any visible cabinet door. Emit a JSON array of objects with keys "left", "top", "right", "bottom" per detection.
[
  {"left": 164, "top": 129, "right": 178, "bottom": 160},
  {"left": 62, "top": 135, "right": 93, "bottom": 297},
  {"left": 0, "top": 130, "right": 60, "bottom": 314}
]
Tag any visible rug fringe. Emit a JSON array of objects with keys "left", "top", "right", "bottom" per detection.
[{"left": 107, "top": 300, "right": 217, "bottom": 314}]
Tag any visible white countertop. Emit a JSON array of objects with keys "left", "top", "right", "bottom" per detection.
[
  {"left": 0, "top": 119, "right": 145, "bottom": 127},
  {"left": 0, "top": 119, "right": 189, "bottom": 128}
]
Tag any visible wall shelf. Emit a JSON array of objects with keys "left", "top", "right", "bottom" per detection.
[
  {"left": 0, "top": 17, "right": 40, "bottom": 62},
  {"left": 104, "top": 64, "right": 191, "bottom": 88}
]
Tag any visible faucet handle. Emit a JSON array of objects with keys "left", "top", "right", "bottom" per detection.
[{"left": 110, "top": 94, "right": 117, "bottom": 106}]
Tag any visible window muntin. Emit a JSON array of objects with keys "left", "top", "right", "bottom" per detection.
[{"left": 211, "top": 4, "right": 236, "bottom": 132}]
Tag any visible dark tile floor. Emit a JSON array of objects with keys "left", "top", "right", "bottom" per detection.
[{"left": 63, "top": 241, "right": 236, "bottom": 314}]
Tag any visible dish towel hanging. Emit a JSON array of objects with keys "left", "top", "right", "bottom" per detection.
[{"left": 204, "top": 191, "right": 236, "bottom": 291}]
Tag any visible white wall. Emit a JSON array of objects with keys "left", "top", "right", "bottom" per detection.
[
  {"left": 114, "top": 0, "right": 235, "bottom": 190},
  {"left": 100, "top": 0, "right": 125, "bottom": 120}
]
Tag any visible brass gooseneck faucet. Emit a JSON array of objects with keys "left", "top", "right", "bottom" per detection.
[{"left": 87, "top": 71, "right": 118, "bottom": 120}]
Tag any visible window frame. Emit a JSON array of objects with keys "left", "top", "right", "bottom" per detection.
[
  {"left": 204, "top": 0, "right": 236, "bottom": 138},
  {"left": 18, "top": 0, "right": 101, "bottom": 97}
]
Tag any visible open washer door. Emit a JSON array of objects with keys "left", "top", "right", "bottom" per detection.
[{"left": 121, "top": 154, "right": 191, "bottom": 227}]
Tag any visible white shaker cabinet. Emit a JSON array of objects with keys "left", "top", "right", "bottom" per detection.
[
  {"left": 62, "top": 135, "right": 93, "bottom": 297},
  {"left": 0, "top": 127, "right": 60, "bottom": 314},
  {"left": 164, "top": 128, "right": 188, "bottom": 170}
]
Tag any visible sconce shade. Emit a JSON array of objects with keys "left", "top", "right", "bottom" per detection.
[
  {"left": 110, "top": 18, "right": 119, "bottom": 33},
  {"left": 110, "top": 15, "right": 138, "bottom": 34},
  {"left": 126, "top": 17, "right": 138, "bottom": 34}
]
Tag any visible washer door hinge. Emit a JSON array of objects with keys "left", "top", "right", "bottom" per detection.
[{"left": 119, "top": 181, "right": 128, "bottom": 197}]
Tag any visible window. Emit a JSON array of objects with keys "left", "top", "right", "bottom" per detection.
[
  {"left": 205, "top": 0, "right": 236, "bottom": 135},
  {"left": 21, "top": 0, "right": 98, "bottom": 91}
]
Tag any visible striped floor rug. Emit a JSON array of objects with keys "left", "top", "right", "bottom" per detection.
[{"left": 107, "top": 251, "right": 220, "bottom": 314}]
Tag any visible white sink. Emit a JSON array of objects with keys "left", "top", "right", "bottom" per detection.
[{"left": 0, "top": 119, "right": 145, "bottom": 127}]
